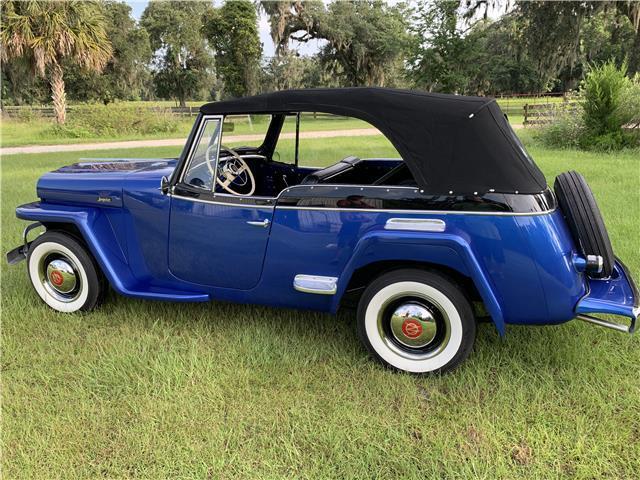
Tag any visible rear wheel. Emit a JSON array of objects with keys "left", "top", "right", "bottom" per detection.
[
  {"left": 27, "top": 231, "right": 106, "bottom": 312},
  {"left": 357, "top": 269, "right": 476, "bottom": 374}
]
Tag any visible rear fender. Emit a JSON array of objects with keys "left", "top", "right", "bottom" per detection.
[{"left": 333, "top": 230, "right": 506, "bottom": 335}]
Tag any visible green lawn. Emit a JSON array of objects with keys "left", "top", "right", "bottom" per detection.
[
  {"left": 1, "top": 97, "right": 537, "bottom": 148},
  {"left": 0, "top": 115, "right": 378, "bottom": 148},
  {"left": 2, "top": 135, "right": 639, "bottom": 478}
]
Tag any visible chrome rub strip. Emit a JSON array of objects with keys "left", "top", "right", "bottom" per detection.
[
  {"left": 276, "top": 205, "right": 556, "bottom": 216},
  {"left": 385, "top": 218, "right": 446, "bottom": 232},
  {"left": 293, "top": 275, "right": 338, "bottom": 295}
]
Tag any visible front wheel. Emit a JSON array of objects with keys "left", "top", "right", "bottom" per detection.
[
  {"left": 357, "top": 269, "right": 476, "bottom": 374},
  {"left": 27, "top": 231, "right": 106, "bottom": 313}
]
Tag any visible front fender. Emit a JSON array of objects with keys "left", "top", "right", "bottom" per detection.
[
  {"left": 333, "top": 230, "right": 506, "bottom": 335},
  {"left": 15, "top": 201, "right": 209, "bottom": 302},
  {"left": 16, "top": 201, "right": 135, "bottom": 294}
]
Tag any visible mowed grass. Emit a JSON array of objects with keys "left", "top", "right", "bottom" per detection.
[
  {"left": 0, "top": 97, "right": 536, "bottom": 148},
  {"left": 1, "top": 135, "right": 640, "bottom": 478},
  {"left": 1, "top": 114, "right": 374, "bottom": 148}
]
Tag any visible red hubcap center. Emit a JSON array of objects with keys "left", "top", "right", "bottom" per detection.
[
  {"left": 50, "top": 270, "right": 64, "bottom": 286},
  {"left": 401, "top": 319, "right": 423, "bottom": 339}
]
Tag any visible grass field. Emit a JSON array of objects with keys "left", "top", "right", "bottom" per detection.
[
  {"left": 1, "top": 96, "right": 539, "bottom": 148},
  {"left": 1, "top": 115, "right": 380, "bottom": 148},
  {"left": 2, "top": 134, "right": 639, "bottom": 478}
]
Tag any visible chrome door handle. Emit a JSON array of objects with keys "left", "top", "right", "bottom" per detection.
[{"left": 246, "top": 219, "right": 271, "bottom": 228}]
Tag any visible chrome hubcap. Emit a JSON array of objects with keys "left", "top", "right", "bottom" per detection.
[
  {"left": 46, "top": 259, "right": 77, "bottom": 293},
  {"left": 39, "top": 253, "right": 81, "bottom": 302},
  {"left": 377, "top": 294, "right": 451, "bottom": 360},
  {"left": 390, "top": 302, "right": 438, "bottom": 348}
]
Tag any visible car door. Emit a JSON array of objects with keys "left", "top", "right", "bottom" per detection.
[{"left": 168, "top": 115, "right": 274, "bottom": 290}]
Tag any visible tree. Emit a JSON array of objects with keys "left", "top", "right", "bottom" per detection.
[
  {"left": 515, "top": 1, "right": 640, "bottom": 83},
  {"left": 0, "top": 0, "right": 112, "bottom": 123},
  {"left": 407, "top": 0, "right": 470, "bottom": 93},
  {"left": 465, "top": 14, "right": 547, "bottom": 94},
  {"left": 141, "top": 0, "right": 214, "bottom": 106},
  {"left": 260, "top": 1, "right": 310, "bottom": 56},
  {"left": 317, "top": 1, "right": 410, "bottom": 86},
  {"left": 262, "top": 52, "right": 336, "bottom": 91},
  {"left": 204, "top": 0, "right": 262, "bottom": 98},
  {"left": 615, "top": 1, "right": 640, "bottom": 75},
  {"left": 1, "top": 56, "right": 50, "bottom": 105},
  {"left": 261, "top": 1, "right": 410, "bottom": 87},
  {"left": 65, "top": 1, "right": 152, "bottom": 103}
]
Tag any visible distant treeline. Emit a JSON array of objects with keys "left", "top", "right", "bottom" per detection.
[{"left": 2, "top": 1, "right": 639, "bottom": 109}]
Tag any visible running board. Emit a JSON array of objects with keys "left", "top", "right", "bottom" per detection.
[{"left": 293, "top": 275, "right": 338, "bottom": 295}]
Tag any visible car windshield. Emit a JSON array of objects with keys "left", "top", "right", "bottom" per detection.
[{"left": 183, "top": 118, "right": 222, "bottom": 191}]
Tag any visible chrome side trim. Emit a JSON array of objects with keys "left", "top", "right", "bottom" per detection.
[
  {"left": 293, "top": 274, "right": 338, "bottom": 295},
  {"left": 214, "top": 192, "right": 275, "bottom": 202},
  {"left": 172, "top": 194, "right": 555, "bottom": 216},
  {"left": 577, "top": 314, "right": 636, "bottom": 334},
  {"left": 276, "top": 205, "right": 555, "bottom": 216},
  {"left": 171, "top": 194, "right": 275, "bottom": 209},
  {"left": 385, "top": 218, "right": 446, "bottom": 232}
]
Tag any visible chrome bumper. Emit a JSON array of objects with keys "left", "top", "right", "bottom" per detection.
[{"left": 5, "top": 222, "right": 42, "bottom": 265}]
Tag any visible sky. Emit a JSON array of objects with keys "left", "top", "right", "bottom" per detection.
[{"left": 126, "top": 0, "right": 324, "bottom": 58}]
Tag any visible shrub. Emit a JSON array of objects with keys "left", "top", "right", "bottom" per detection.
[
  {"left": 617, "top": 73, "right": 640, "bottom": 129},
  {"left": 533, "top": 111, "right": 584, "bottom": 149},
  {"left": 578, "top": 60, "right": 638, "bottom": 151},
  {"left": 47, "top": 104, "right": 179, "bottom": 138},
  {"left": 536, "top": 61, "right": 639, "bottom": 151},
  {"left": 13, "top": 106, "right": 40, "bottom": 122}
]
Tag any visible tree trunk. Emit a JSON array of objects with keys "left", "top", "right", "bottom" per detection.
[
  {"left": 178, "top": 96, "right": 187, "bottom": 108},
  {"left": 628, "top": 28, "right": 640, "bottom": 76},
  {"left": 50, "top": 64, "right": 67, "bottom": 124}
]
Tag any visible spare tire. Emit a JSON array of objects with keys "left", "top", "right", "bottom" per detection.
[{"left": 554, "top": 171, "right": 614, "bottom": 278}]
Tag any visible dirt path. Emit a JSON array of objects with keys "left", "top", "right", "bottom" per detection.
[{"left": 1, "top": 125, "right": 523, "bottom": 156}]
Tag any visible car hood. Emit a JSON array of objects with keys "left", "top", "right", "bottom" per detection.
[{"left": 37, "top": 158, "right": 177, "bottom": 207}]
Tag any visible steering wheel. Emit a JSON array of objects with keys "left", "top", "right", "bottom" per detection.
[{"left": 205, "top": 144, "right": 256, "bottom": 196}]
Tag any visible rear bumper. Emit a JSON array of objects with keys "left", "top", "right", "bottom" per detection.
[{"left": 575, "top": 258, "right": 638, "bottom": 333}]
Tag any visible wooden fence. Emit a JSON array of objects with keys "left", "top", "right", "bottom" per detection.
[
  {"left": 0, "top": 105, "right": 202, "bottom": 118},
  {"left": 523, "top": 101, "right": 579, "bottom": 126},
  {"left": 0, "top": 105, "right": 352, "bottom": 121},
  {"left": 3, "top": 100, "right": 583, "bottom": 127}
]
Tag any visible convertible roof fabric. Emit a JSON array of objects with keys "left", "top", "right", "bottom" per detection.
[{"left": 201, "top": 88, "right": 547, "bottom": 195}]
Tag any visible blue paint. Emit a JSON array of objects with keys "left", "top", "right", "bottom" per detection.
[{"left": 577, "top": 260, "right": 638, "bottom": 320}]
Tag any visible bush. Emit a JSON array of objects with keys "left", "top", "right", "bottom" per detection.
[
  {"left": 533, "top": 110, "right": 584, "bottom": 149},
  {"left": 47, "top": 104, "right": 179, "bottom": 138},
  {"left": 578, "top": 60, "right": 639, "bottom": 151},
  {"left": 617, "top": 73, "right": 640, "bottom": 128},
  {"left": 536, "top": 61, "right": 639, "bottom": 151},
  {"left": 7, "top": 106, "right": 41, "bottom": 122}
]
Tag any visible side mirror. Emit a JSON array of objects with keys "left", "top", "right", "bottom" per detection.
[{"left": 160, "top": 175, "right": 170, "bottom": 194}]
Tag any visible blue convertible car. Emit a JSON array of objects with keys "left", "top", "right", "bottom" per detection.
[{"left": 7, "top": 88, "right": 638, "bottom": 373}]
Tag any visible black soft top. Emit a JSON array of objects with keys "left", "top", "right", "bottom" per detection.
[{"left": 201, "top": 88, "right": 547, "bottom": 195}]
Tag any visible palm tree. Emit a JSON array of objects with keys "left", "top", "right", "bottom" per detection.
[{"left": 1, "top": 0, "right": 112, "bottom": 124}]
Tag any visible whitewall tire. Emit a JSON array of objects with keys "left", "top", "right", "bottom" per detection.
[
  {"left": 357, "top": 269, "right": 476, "bottom": 374},
  {"left": 27, "top": 231, "right": 106, "bottom": 313}
]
